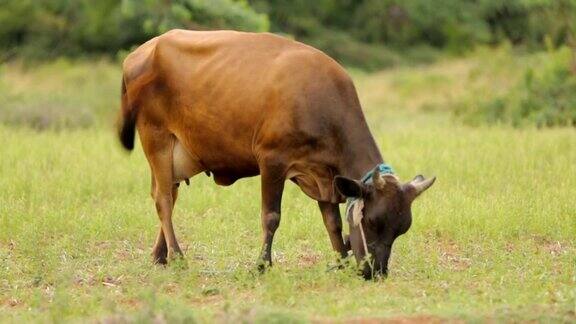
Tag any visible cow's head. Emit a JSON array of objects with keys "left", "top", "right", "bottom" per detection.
[{"left": 335, "top": 169, "right": 435, "bottom": 279}]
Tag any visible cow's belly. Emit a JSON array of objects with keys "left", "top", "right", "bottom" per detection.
[{"left": 172, "top": 132, "right": 259, "bottom": 186}]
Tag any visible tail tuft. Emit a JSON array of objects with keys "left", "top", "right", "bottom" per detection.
[
  {"left": 119, "top": 110, "right": 136, "bottom": 150},
  {"left": 118, "top": 77, "right": 136, "bottom": 151}
]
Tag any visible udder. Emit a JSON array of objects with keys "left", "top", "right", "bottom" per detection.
[{"left": 172, "top": 139, "right": 204, "bottom": 183}]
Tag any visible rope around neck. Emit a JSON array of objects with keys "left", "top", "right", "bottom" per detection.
[
  {"left": 358, "top": 214, "right": 369, "bottom": 258},
  {"left": 347, "top": 199, "right": 369, "bottom": 257}
]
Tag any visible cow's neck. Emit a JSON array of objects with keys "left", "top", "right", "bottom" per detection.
[
  {"left": 342, "top": 128, "right": 384, "bottom": 181},
  {"left": 346, "top": 148, "right": 383, "bottom": 181}
]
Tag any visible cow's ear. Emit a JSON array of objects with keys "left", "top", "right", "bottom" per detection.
[{"left": 334, "top": 176, "right": 364, "bottom": 198}]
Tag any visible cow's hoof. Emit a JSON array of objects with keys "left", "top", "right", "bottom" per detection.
[
  {"left": 169, "top": 254, "right": 188, "bottom": 270},
  {"left": 153, "top": 256, "right": 168, "bottom": 265},
  {"left": 359, "top": 264, "right": 387, "bottom": 281},
  {"left": 152, "top": 247, "right": 168, "bottom": 265},
  {"left": 167, "top": 249, "right": 184, "bottom": 261},
  {"left": 256, "top": 260, "right": 271, "bottom": 274}
]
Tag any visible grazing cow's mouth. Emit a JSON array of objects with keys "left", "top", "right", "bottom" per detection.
[
  {"left": 361, "top": 263, "right": 388, "bottom": 280},
  {"left": 356, "top": 246, "right": 391, "bottom": 280}
]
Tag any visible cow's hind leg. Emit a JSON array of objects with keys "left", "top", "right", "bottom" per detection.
[
  {"left": 152, "top": 227, "right": 167, "bottom": 264},
  {"left": 153, "top": 169, "right": 182, "bottom": 261},
  {"left": 151, "top": 178, "right": 179, "bottom": 264},
  {"left": 142, "top": 130, "right": 183, "bottom": 263},
  {"left": 257, "top": 161, "right": 286, "bottom": 272}
]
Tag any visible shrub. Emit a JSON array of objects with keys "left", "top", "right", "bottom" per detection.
[
  {"left": 454, "top": 47, "right": 576, "bottom": 127},
  {"left": 302, "top": 29, "right": 402, "bottom": 71},
  {"left": 0, "top": 0, "right": 268, "bottom": 60}
]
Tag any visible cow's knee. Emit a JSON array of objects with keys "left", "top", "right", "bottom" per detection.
[
  {"left": 326, "top": 217, "right": 342, "bottom": 233},
  {"left": 321, "top": 208, "right": 342, "bottom": 232},
  {"left": 263, "top": 211, "right": 281, "bottom": 233}
]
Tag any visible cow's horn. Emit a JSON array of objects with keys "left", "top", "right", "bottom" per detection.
[
  {"left": 372, "top": 168, "right": 385, "bottom": 189},
  {"left": 411, "top": 176, "right": 436, "bottom": 196}
]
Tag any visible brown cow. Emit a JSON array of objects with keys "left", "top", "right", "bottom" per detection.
[{"left": 118, "top": 29, "right": 435, "bottom": 278}]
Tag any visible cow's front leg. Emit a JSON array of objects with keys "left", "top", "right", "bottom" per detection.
[
  {"left": 318, "top": 201, "right": 349, "bottom": 259},
  {"left": 257, "top": 163, "right": 285, "bottom": 272}
]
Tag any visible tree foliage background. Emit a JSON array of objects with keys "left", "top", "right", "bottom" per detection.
[{"left": 1, "top": 0, "right": 575, "bottom": 67}]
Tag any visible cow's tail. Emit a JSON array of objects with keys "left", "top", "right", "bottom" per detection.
[{"left": 118, "top": 76, "right": 137, "bottom": 151}]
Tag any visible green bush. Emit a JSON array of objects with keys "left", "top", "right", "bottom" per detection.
[
  {"left": 0, "top": 0, "right": 268, "bottom": 60},
  {"left": 247, "top": 0, "right": 576, "bottom": 69},
  {"left": 302, "top": 29, "right": 402, "bottom": 71},
  {"left": 454, "top": 47, "right": 576, "bottom": 127},
  {"left": 1, "top": 0, "right": 575, "bottom": 70}
]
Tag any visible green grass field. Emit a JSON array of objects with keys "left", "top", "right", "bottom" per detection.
[{"left": 0, "top": 54, "right": 575, "bottom": 322}]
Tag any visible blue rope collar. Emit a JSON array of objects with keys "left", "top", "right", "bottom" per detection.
[
  {"left": 346, "top": 163, "right": 394, "bottom": 211},
  {"left": 359, "top": 163, "right": 394, "bottom": 184}
]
